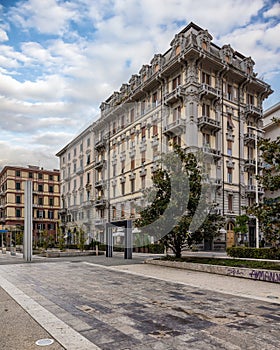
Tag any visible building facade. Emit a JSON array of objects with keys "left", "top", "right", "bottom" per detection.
[
  {"left": 56, "top": 124, "right": 96, "bottom": 243},
  {"left": 264, "top": 102, "right": 280, "bottom": 199},
  {"left": 0, "top": 165, "right": 60, "bottom": 243},
  {"left": 57, "top": 22, "right": 272, "bottom": 249}
]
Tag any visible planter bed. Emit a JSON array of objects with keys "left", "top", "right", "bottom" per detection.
[{"left": 145, "top": 258, "right": 280, "bottom": 284}]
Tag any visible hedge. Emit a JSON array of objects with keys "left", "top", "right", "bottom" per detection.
[{"left": 227, "top": 247, "right": 280, "bottom": 260}]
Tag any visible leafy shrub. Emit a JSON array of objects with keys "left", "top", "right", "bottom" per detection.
[{"left": 226, "top": 247, "right": 280, "bottom": 260}]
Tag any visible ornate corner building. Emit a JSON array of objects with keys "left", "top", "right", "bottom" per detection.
[
  {"left": 0, "top": 165, "right": 60, "bottom": 243},
  {"left": 57, "top": 22, "right": 273, "bottom": 248}
]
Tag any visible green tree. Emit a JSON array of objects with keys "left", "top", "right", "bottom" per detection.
[
  {"left": 234, "top": 215, "right": 249, "bottom": 244},
  {"left": 136, "top": 144, "right": 224, "bottom": 258},
  {"left": 247, "top": 134, "right": 280, "bottom": 245},
  {"left": 77, "top": 227, "right": 86, "bottom": 251},
  {"left": 57, "top": 224, "right": 65, "bottom": 251}
]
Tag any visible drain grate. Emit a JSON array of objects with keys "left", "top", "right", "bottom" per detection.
[{"left": 35, "top": 339, "right": 54, "bottom": 346}]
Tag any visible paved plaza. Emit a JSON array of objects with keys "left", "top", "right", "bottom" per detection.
[{"left": 0, "top": 253, "right": 280, "bottom": 349}]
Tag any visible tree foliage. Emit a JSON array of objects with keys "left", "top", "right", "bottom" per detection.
[
  {"left": 136, "top": 144, "right": 224, "bottom": 258},
  {"left": 247, "top": 135, "right": 280, "bottom": 245}
]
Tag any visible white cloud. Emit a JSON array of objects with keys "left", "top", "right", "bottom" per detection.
[
  {"left": 0, "top": 28, "right": 8, "bottom": 41},
  {"left": 263, "top": 2, "right": 280, "bottom": 18}
]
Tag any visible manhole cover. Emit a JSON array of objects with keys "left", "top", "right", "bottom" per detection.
[
  {"left": 267, "top": 295, "right": 279, "bottom": 299},
  {"left": 35, "top": 339, "right": 54, "bottom": 346}
]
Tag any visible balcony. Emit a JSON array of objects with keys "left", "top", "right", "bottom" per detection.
[
  {"left": 164, "top": 86, "right": 184, "bottom": 105},
  {"left": 244, "top": 105, "right": 262, "bottom": 119},
  {"left": 94, "top": 218, "right": 106, "bottom": 227},
  {"left": 244, "top": 133, "right": 256, "bottom": 145},
  {"left": 82, "top": 200, "right": 93, "bottom": 208},
  {"left": 151, "top": 136, "right": 159, "bottom": 147},
  {"left": 76, "top": 166, "right": 84, "bottom": 175},
  {"left": 95, "top": 180, "right": 105, "bottom": 189},
  {"left": 94, "top": 199, "right": 107, "bottom": 208},
  {"left": 199, "top": 84, "right": 221, "bottom": 100},
  {"left": 94, "top": 159, "right": 106, "bottom": 170},
  {"left": 244, "top": 159, "right": 256, "bottom": 170},
  {"left": 163, "top": 118, "right": 186, "bottom": 135},
  {"left": 94, "top": 139, "right": 106, "bottom": 150},
  {"left": 245, "top": 185, "right": 264, "bottom": 195},
  {"left": 198, "top": 116, "right": 221, "bottom": 133},
  {"left": 200, "top": 146, "right": 221, "bottom": 160},
  {"left": 151, "top": 164, "right": 160, "bottom": 173}
]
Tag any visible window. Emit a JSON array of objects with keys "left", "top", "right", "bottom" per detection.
[
  {"left": 16, "top": 208, "right": 21, "bottom": 217},
  {"left": 87, "top": 154, "right": 90, "bottom": 165},
  {"left": 16, "top": 182, "right": 21, "bottom": 190},
  {"left": 227, "top": 84, "right": 232, "bottom": 100},
  {"left": 121, "top": 115, "right": 125, "bottom": 128},
  {"left": 73, "top": 179, "right": 76, "bottom": 189},
  {"left": 152, "top": 92, "right": 158, "bottom": 106},
  {"left": 121, "top": 160, "right": 125, "bottom": 173},
  {"left": 73, "top": 163, "right": 76, "bottom": 173},
  {"left": 113, "top": 185, "right": 116, "bottom": 198},
  {"left": 227, "top": 114, "right": 234, "bottom": 129},
  {"left": 49, "top": 185, "right": 54, "bottom": 193},
  {"left": 80, "top": 175, "right": 83, "bottom": 187},
  {"left": 112, "top": 121, "right": 116, "bottom": 134},
  {"left": 227, "top": 168, "right": 233, "bottom": 183},
  {"left": 227, "top": 141, "right": 233, "bottom": 156},
  {"left": 113, "top": 164, "right": 116, "bottom": 177},
  {"left": 173, "top": 106, "right": 181, "bottom": 121},
  {"left": 172, "top": 75, "right": 181, "bottom": 90},
  {"left": 203, "top": 133, "right": 210, "bottom": 147},
  {"left": 74, "top": 148, "right": 77, "bottom": 157},
  {"left": 38, "top": 197, "right": 43, "bottom": 205},
  {"left": 38, "top": 184, "right": 43, "bottom": 192},
  {"left": 112, "top": 206, "right": 116, "bottom": 219},
  {"left": 121, "top": 204, "right": 125, "bottom": 218},
  {"left": 48, "top": 211, "right": 54, "bottom": 219},
  {"left": 87, "top": 138, "right": 90, "bottom": 147},
  {"left": 131, "top": 179, "right": 135, "bottom": 193},
  {"left": 87, "top": 172, "right": 90, "bottom": 184},
  {"left": 228, "top": 194, "right": 233, "bottom": 212},
  {"left": 141, "top": 151, "right": 146, "bottom": 164},
  {"left": 121, "top": 182, "right": 125, "bottom": 196},
  {"left": 130, "top": 109, "right": 134, "bottom": 123},
  {"left": 16, "top": 170, "right": 20, "bottom": 177},
  {"left": 141, "top": 176, "right": 146, "bottom": 189},
  {"left": 131, "top": 157, "right": 135, "bottom": 170},
  {"left": 37, "top": 210, "right": 44, "bottom": 218},
  {"left": 247, "top": 93, "right": 254, "bottom": 105},
  {"left": 141, "top": 126, "right": 146, "bottom": 140},
  {"left": 202, "top": 72, "right": 211, "bottom": 85},
  {"left": 49, "top": 197, "right": 54, "bottom": 206},
  {"left": 68, "top": 153, "right": 71, "bottom": 160},
  {"left": 29, "top": 172, "right": 33, "bottom": 178},
  {"left": 153, "top": 123, "right": 158, "bottom": 136},
  {"left": 16, "top": 195, "right": 21, "bottom": 204},
  {"left": 202, "top": 103, "right": 210, "bottom": 117},
  {"left": 80, "top": 143, "right": 83, "bottom": 152},
  {"left": 87, "top": 191, "right": 90, "bottom": 201},
  {"left": 38, "top": 173, "right": 43, "bottom": 180}
]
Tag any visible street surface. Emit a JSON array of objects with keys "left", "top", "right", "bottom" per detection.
[{"left": 0, "top": 252, "right": 280, "bottom": 349}]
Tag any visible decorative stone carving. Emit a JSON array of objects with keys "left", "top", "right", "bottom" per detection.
[
  {"left": 220, "top": 44, "right": 234, "bottom": 64},
  {"left": 196, "top": 29, "right": 213, "bottom": 52},
  {"left": 170, "top": 33, "right": 187, "bottom": 57},
  {"left": 150, "top": 54, "right": 165, "bottom": 73},
  {"left": 129, "top": 74, "right": 140, "bottom": 90},
  {"left": 240, "top": 56, "right": 255, "bottom": 75}
]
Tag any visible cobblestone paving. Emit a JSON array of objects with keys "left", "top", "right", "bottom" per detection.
[{"left": 1, "top": 261, "right": 280, "bottom": 350}]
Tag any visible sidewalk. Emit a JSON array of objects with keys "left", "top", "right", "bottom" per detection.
[{"left": 0, "top": 287, "right": 64, "bottom": 350}]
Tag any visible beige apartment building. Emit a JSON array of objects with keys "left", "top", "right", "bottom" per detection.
[
  {"left": 57, "top": 22, "right": 272, "bottom": 249},
  {"left": 0, "top": 165, "right": 60, "bottom": 243}
]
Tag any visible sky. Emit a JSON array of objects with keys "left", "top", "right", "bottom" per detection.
[{"left": 0, "top": 0, "right": 279, "bottom": 171}]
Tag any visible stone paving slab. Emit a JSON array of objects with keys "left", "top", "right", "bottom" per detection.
[{"left": 1, "top": 260, "right": 280, "bottom": 349}]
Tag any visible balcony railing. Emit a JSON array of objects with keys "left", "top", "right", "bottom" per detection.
[
  {"left": 94, "top": 218, "right": 106, "bottom": 227},
  {"left": 199, "top": 84, "right": 221, "bottom": 100},
  {"left": 163, "top": 86, "right": 184, "bottom": 105},
  {"left": 94, "top": 139, "right": 106, "bottom": 150},
  {"left": 244, "top": 105, "right": 262, "bottom": 118},
  {"left": 245, "top": 185, "right": 264, "bottom": 194},
  {"left": 198, "top": 116, "right": 221, "bottom": 133},
  {"left": 94, "top": 199, "right": 107, "bottom": 207},
  {"left": 200, "top": 146, "right": 221, "bottom": 159},
  {"left": 163, "top": 118, "right": 186, "bottom": 135},
  {"left": 95, "top": 180, "right": 105, "bottom": 188},
  {"left": 94, "top": 159, "right": 106, "bottom": 170}
]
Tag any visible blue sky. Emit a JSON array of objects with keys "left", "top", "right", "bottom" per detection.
[{"left": 0, "top": 0, "right": 279, "bottom": 170}]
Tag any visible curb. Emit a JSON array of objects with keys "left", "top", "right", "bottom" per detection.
[{"left": 145, "top": 259, "right": 280, "bottom": 284}]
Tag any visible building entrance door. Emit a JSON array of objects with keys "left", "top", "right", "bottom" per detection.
[{"left": 226, "top": 222, "right": 235, "bottom": 248}]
